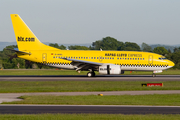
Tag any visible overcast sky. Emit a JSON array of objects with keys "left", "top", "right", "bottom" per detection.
[{"left": 0, "top": 0, "right": 180, "bottom": 45}]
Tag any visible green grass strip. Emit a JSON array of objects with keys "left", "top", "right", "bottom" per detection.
[
  {"left": 3, "top": 94, "right": 180, "bottom": 106},
  {"left": 0, "top": 114, "right": 180, "bottom": 120},
  {"left": 0, "top": 81, "right": 180, "bottom": 93}
]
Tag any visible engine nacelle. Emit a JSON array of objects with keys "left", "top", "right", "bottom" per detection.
[{"left": 99, "top": 64, "right": 121, "bottom": 75}]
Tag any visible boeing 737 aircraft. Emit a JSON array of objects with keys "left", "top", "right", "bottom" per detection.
[{"left": 9, "top": 14, "right": 174, "bottom": 77}]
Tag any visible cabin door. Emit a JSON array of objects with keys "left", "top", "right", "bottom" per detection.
[
  {"left": 42, "top": 53, "right": 47, "bottom": 63},
  {"left": 148, "top": 55, "right": 153, "bottom": 64},
  {"left": 99, "top": 56, "right": 103, "bottom": 62}
]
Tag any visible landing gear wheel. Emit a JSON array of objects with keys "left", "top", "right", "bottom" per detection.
[
  {"left": 87, "top": 72, "right": 92, "bottom": 77},
  {"left": 152, "top": 73, "right": 156, "bottom": 77},
  {"left": 87, "top": 72, "right": 95, "bottom": 77}
]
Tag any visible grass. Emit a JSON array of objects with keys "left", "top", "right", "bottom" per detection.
[
  {"left": 3, "top": 94, "right": 180, "bottom": 106},
  {"left": 0, "top": 69, "right": 179, "bottom": 75},
  {"left": 0, "top": 81, "right": 179, "bottom": 93},
  {"left": 0, "top": 114, "right": 180, "bottom": 120}
]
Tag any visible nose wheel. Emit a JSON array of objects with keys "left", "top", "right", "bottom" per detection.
[
  {"left": 87, "top": 72, "right": 95, "bottom": 77},
  {"left": 152, "top": 73, "right": 156, "bottom": 77}
]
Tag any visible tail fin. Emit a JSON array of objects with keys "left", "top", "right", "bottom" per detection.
[{"left": 10, "top": 14, "right": 57, "bottom": 51}]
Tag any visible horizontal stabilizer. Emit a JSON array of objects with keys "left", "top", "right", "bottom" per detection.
[{"left": 6, "top": 48, "right": 31, "bottom": 55}]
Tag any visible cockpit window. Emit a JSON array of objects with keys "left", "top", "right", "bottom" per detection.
[{"left": 159, "top": 56, "right": 167, "bottom": 60}]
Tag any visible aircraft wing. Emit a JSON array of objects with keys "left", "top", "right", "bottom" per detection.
[{"left": 62, "top": 58, "right": 103, "bottom": 71}]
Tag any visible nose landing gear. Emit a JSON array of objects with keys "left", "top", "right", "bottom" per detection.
[{"left": 152, "top": 73, "right": 156, "bottom": 77}]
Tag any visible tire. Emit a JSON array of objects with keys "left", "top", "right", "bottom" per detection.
[
  {"left": 87, "top": 72, "right": 95, "bottom": 77},
  {"left": 92, "top": 72, "right": 95, "bottom": 77},
  {"left": 87, "top": 72, "right": 92, "bottom": 77}
]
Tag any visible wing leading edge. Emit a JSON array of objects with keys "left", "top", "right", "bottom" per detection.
[{"left": 62, "top": 58, "right": 103, "bottom": 71}]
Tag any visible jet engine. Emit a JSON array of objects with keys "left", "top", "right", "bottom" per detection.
[{"left": 99, "top": 64, "right": 121, "bottom": 75}]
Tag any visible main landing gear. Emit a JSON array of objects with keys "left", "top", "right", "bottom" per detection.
[{"left": 87, "top": 72, "right": 95, "bottom": 77}]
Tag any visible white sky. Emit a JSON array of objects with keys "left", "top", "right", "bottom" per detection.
[{"left": 0, "top": 0, "right": 180, "bottom": 45}]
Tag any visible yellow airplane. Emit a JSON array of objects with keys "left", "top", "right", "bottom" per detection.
[{"left": 9, "top": 14, "right": 174, "bottom": 77}]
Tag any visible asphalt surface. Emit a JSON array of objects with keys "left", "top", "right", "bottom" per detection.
[
  {"left": 0, "top": 75, "right": 180, "bottom": 81},
  {"left": 0, "top": 105, "right": 180, "bottom": 114},
  {"left": 1, "top": 90, "right": 180, "bottom": 104}
]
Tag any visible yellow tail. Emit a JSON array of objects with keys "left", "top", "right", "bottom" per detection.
[{"left": 10, "top": 14, "right": 58, "bottom": 51}]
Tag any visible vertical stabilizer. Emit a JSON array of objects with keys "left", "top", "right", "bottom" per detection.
[{"left": 10, "top": 14, "right": 57, "bottom": 51}]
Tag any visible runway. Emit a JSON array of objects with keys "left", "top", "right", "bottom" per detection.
[
  {"left": 0, "top": 105, "right": 180, "bottom": 114},
  {"left": 0, "top": 75, "right": 180, "bottom": 81}
]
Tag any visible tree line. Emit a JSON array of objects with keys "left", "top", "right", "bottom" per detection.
[{"left": 0, "top": 36, "right": 179, "bottom": 69}]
